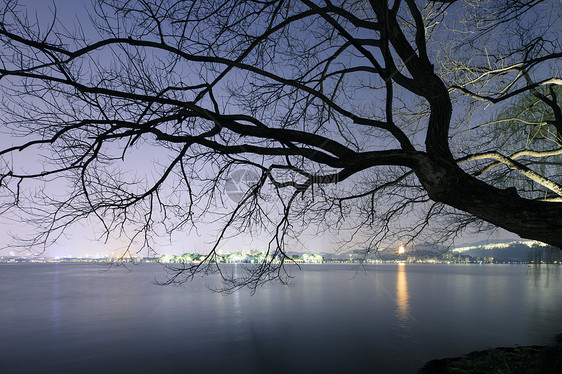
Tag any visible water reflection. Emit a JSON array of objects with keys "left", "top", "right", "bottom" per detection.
[
  {"left": 4, "top": 264, "right": 562, "bottom": 373},
  {"left": 51, "top": 264, "right": 61, "bottom": 337},
  {"left": 527, "top": 264, "right": 561, "bottom": 289},
  {"left": 51, "top": 263, "right": 62, "bottom": 360},
  {"left": 233, "top": 264, "right": 245, "bottom": 342},
  {"left": 396, "top": 264, "right": 410, "bottom": 325}
]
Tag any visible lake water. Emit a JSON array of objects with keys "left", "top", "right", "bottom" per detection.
[{"left": 0, "top": 263, "right": 561, "bottom": 373}]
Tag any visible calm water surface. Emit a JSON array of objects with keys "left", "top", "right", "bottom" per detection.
[{"left": 0, "top": 263, "right": 561, "bottom": 373}]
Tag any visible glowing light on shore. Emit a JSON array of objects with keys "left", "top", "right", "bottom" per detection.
[{"left": 398, "top": 245, "right": 405, "bottom": 255}]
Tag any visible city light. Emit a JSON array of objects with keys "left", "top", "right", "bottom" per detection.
[{"left": 398, "top": 245, "right": 405, "bottom": 255}]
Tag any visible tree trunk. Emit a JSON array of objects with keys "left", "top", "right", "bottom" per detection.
[{"left": 414, "top": 154, "right": 562, "bottom": 248}]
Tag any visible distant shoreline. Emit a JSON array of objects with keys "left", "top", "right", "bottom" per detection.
[
  {"left": 4, "top": 239, "right": 558, "bottom": 265},
  {"left": 1, "top": 258, "right": 560, "bottom": 266}
]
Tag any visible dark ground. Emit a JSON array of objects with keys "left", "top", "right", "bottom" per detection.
[{"left": 419, "top": 334, "right": 562, "bottom": 374}]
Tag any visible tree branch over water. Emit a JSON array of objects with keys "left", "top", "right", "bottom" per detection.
[{"left": 0, "top": 0, "right": 561, "bottom": 290}]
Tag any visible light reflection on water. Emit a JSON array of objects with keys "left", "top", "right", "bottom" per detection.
[
  {"left": 50, "top": 263, "right": 62, "bottom": 363},
  {"left": 527, "top": 264, "right": 561, "bottom": 288},
  {"left": 396, "top": 263, "right": 410, "bottom": 326},
  {"left": 233, "top": 264, "right": 245, "bottom": 343},
  {"left": 0, "top": 263, "right": 560, "bottom": 373}
]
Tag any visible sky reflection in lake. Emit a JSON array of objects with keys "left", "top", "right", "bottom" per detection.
[{"left": 0, "top": 263, "right": 561, "bottom": 373}]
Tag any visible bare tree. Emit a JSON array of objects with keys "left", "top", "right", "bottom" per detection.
[{"left": 0, "top": 0, "right": 560, "bottom": 290}]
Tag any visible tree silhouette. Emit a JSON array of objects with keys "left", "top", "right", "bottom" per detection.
[{"left": 0, "top": 0, "right": 560, "bottom": 289}]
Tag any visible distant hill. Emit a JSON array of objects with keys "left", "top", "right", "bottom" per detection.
[
  {"left": 319, "top": 240, "right": 560, "bottom": 263},
  {"left": 451, "top": 241, "right": 560, "bottom": 263}
]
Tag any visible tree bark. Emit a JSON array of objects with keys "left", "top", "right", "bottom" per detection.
[{"left": 414, "top": 154, "right": 562, "bottom": 248}]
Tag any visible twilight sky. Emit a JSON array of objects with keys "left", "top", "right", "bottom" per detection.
[{"left": 0, "top": 0, "right": 520, "bottom": 258}]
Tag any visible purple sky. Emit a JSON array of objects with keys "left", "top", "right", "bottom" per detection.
[{"left": 0, "top": 0, "right": 521, "bottom": 258}]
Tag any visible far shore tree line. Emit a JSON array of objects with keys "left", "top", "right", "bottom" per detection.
[
  {"left": 157, "top": 240, "right": 561, "bottom": 265},
  {"left": 159, "top": 252, "right": 324, "bottom": 264}
]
